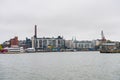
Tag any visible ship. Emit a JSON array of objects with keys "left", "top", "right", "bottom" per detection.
[
  {"left": 3, "top": 47, "right": 25, "bottom": 53},
  {"left": 25, "top": 48, "right": 35, "bottom": 53}
]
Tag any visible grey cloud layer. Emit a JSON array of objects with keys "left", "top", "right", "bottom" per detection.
[{"left": 0, "top": 0, "right": 120, "bottom": 43}]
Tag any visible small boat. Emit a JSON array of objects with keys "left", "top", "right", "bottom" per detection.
[
  {"left": 25, "top": 48, "right": 35, "bottom": 53},
  {"left": 0, "top": 49, "right": 8, "bottom": 54}
]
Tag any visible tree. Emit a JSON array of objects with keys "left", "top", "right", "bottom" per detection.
[{"left": 0, "top": 44, "right": 3, "bottom": 51}]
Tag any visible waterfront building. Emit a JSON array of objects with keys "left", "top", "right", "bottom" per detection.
[
  {"left": 2, "top": 41, "right": 10, "bottom": 47},
  {"left": 73, "top": 40, "right": 96, "bottom": 51},
  {"left": 2, "top": 36, "right": 19, "bottom": 48},
  {"left": 31, "top": 36, "right": 35, "bottom": 49},
  {"left": 18, "top": 38, "right": 32, "bottom": 49},
  {"left": 19, "top": 40, "right": 26, "bottom": 48},
  {"left": 65, "top": 40, "right": 74, "bottom": 49},
  {"left": 100, "top": 42, "right": 118, "bottom": 53},
  {"left": 101, "top": 42, "right": 117, "bottom": 50},
  {"left": 10, "top": 36, "right": 19, "bottom": 47},
  {"left": 32, "top": 36, "right": 65, "bottom": 51},
  {"left": 100, "top": 41, "right": 120, "bottom": 53},
  {"left": 65, "top": 39, "right": 98, "bottom": 51},
  {"left": 25, "top": 38, "right": 32, "bottom": 48}
]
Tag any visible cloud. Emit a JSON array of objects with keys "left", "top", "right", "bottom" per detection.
[{"left": 0, "top": 0, "right": 120, "bottom": 43}]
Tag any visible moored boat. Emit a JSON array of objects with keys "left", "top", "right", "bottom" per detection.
[
  {"left": 4, "top": 47, "right": 25, "bottom": 53},
  {"left": 25, "top": 48, "right": 35, "bottom": 53}
]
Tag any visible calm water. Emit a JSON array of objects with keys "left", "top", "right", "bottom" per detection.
[{"left": 0, "top": 52, "right": 120, "bottom": 80}]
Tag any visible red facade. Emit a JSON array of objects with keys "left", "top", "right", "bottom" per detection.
[{"left": 10, "top": 36, "right": 19, "bottom": 47}]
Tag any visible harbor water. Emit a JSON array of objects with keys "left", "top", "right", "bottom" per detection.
[{"left": 0, "top": 52, "right": 120, "bottom": 80}]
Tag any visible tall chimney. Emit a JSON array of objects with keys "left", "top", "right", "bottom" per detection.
[
  {"left": 34, "top": 25, "right": 37, "bottom": 51},
  {"left": 34, "top": 25, "right": 37, "bottom": 38}
]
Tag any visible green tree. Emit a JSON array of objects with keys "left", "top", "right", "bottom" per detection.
[{"left": 0, "top": 44, "right": 3, "bottom": 51}]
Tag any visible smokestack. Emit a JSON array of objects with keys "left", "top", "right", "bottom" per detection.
[{"left": 34, "top": 25, "right": 37, "bottom": 38}]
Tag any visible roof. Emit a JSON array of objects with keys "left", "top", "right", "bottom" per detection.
[{"left": 102, "top": 43, "right": 116, "bottom": 46}]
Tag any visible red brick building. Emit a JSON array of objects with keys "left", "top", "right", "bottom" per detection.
[{"left": 10, "top": 36, "right": 19, "bottom": 47}]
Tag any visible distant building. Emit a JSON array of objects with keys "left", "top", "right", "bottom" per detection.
[
  {"left": 25, "top": 38, "right": 32, "bottom": 48},
  {"left": 90, "top": 39, "right": 105, "bottom": 50},
  {"left": 100, "top": 42, "right": 120, "bottom": 53},
  {"left": 65, "top": 39, "right": 98, "bottom": 51},
  {"left": 73, "top": 40, "right": 96, "bottom": 51},
  {"left": 18, "top": 38, "right": 32, "bottom": 49},
  {"left": 101, "top": 42, "right": 117, "bottom": 50},
  {"left": 19, "top": 40, "right": 26, "bottom": 48},
  {"left": 32, "top": 36, "right": 65, "bottom": 51},
  {"left": 100, "top": 41, "right": 120, "bottom": 49},
  {"left": 65, "top": 40, "right": 74, "bottom": 49},
  {"left": 2, "top": 41, "right": 10, "bottom": 47},
  {"left": 10, "top": 36, "right": 19, "bottom": 47}
]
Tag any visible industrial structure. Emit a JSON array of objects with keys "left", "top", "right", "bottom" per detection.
[
  {"left": 31, "top": 25, "right": 65, "bottom": 52},
  {"left": 2, "top": 26, "right": 120, "bottom": 53},
  {"left": 101, "top": 30, "right": 106, "bottom": 42}
]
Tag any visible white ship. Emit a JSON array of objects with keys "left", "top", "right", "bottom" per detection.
[
  {"left": 25, "top": 48, "right": 35, "bottom": 53},
  {"left": 4, "top": 47, "right": 24, "bottom": 53}
]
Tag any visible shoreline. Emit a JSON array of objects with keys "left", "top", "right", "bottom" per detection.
[{"left": 0, "top": 51, "right": 99, "bottom": 54}]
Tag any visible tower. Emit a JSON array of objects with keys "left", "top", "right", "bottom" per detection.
[
  {"left": 101, "top": 30, "right": 106, "bottom": 42},
  {"left": 34, "top": 25, "right": 37, "bottom": 51},
  {"left": 34, "top": 25, "right": 37, "bottom": 38}
]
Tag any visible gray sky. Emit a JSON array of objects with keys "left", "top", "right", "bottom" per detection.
[{"left": 0, "top": 0, "right": 120, "bottom": 43}]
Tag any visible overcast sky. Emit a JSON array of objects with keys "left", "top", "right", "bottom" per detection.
[{"left": 0, "top": 0, "right": 120, "bottom": 43}]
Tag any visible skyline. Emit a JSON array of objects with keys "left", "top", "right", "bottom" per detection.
[{"left": 1, "top": 0, "right": 120, "bottom": 43}]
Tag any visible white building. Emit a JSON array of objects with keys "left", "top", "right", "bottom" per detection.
[
  {"left": 65, "top": 39, "right": 97, "bottom": 51},
  {"left": 65, "top": 40, "right": 74, "bottom": 49},
  {"left": 74, "top": 40, "right": 96, "bottom": 51},
  {"left": 32, "top": 36, "right": 65, "bottom": 51}
]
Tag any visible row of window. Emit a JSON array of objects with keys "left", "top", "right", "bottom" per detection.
[{"left": 36, "top": 39, "right": 64, "bottom": 48}]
